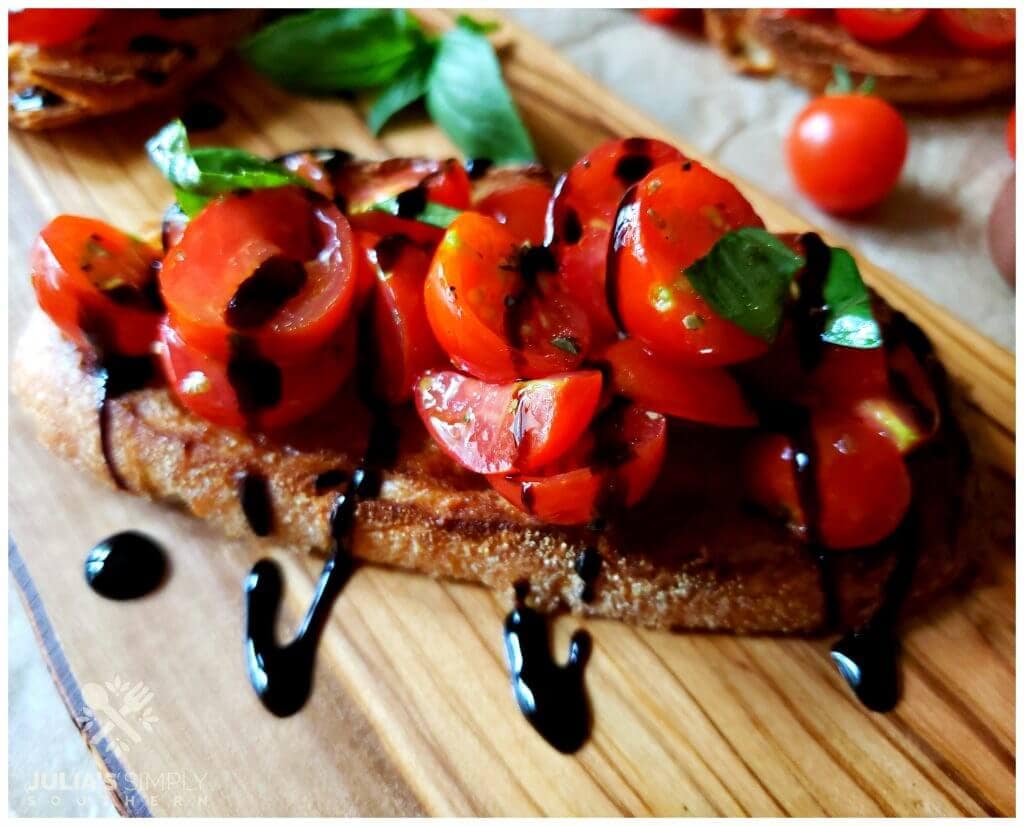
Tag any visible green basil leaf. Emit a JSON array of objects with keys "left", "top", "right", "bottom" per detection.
[
  {"left": 454, "top": 14, "right": 500, "bottom": 35},
  {"left": 821, "top": 247, "right": 882, "bottom": 348},
  {"left": 426, "top": 20, "right": 536, "bottom": 164},
  {"left": 240, "top": 9, "right": 425, "bottom": 93},
  {"left": 684, "top": 227, "right": 805, "bottom": 342},
  {"left": 367, "top": 44, "right": 435, "bottom": 135},
  {"left": 366, "top": 197, "right": 462, "bottom": 229},
  {"left": 146, "top": 120, "right": 304, "bottom": 217}
]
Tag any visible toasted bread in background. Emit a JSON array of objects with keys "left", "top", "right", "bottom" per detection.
[
  {"left": 13, "top": 302, "right": 976, "bottom": 635},
  {"left": 9, "top": 10, "right": 265, "bottom": 130},
  {"left": 704, "top": 9, "right": 1015, "bottom": 104}
]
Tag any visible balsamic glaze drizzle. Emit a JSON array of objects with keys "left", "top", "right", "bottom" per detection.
[
  {"left": 464, "top": 157, "right": 493, "bottom": 180},
  {"left": 94, "top": 354, "right": 156, "bottom": 490},
  {"left": 237, "top": 470, "right": 274, "bottom": 537},
  {"left": 85, "top": 531, "right": 167, "bottom": 600},
  {"left": 503, "top": 583, "right": 592, "bottom": 753},
  {"left": 181, "top": 99, "right": 227, "bottom": 132},
  {"left": 574, "top": 547, "right": 603, "bottom": 603}
]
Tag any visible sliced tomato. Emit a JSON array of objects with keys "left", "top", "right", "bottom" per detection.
[
  {"left": 476, "top": 181, "right": 552, "bottom": 247},
  {"left": 599, "top": 337, "right": 756, "bottom": 427},
  {"left": 415, "top": 369, "right": 603, "bottom": 475},
  {"left": 157, "top": 319, "right": 354, "bottom": 431},
  {"left": 488, "top": 403, "right": 667, "bottom": 525},
  {"left": 812, "top": 408, "right": 911, "bottom": 550},
  {"left": 610, "top": 159, "right": 769, "bottom": 366},
  {"left": 548, "top": 137, "right": 687, "bottom": 344},
  {"left": 9, "top": 9, "right": 104, "bottom": 46},
  {"left": 934, "top": 9, "right": 1015, "bottom": 51},
  {"left": 159, "top": 186, "right": 356, "bottom": 362},
  {"left": 366, "top": 234, "right": 447, "bottom": 403},
  {"left": 275, "top": 148, "right": 344, "bottom": 199},
  {"left": 424, "top": 212, "right": 591, "bottom": 381},
  {"left": 835, "top": 9, "right": 927, "bottom": 43},
  {"left": 743, "top": 432, "right": 807, "bottom": 536},
  {"left": 31, "top": 215, "right": 163, "bottom": 356}
]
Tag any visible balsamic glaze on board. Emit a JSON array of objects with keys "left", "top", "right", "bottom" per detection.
[
  {"left": 85, "top": 532, "right": 167, "bottom": 599},
  {"left": 503, "top": 583, "right": 592, "bottom": 753}
]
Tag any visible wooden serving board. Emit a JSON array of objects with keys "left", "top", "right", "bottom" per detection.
[{"left": 9, "top": 11, "right": 1015, "bottom": 816}]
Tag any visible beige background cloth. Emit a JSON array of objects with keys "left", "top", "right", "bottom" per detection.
[{"left": 8, "top": 9, "right": 1015, "bottom": 817}]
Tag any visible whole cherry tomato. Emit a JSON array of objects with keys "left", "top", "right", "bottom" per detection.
[
  {"left": 9, "top": 9, "right": 103, "bottom": 46},
  {"left": 599, "top": 337, "right": 756, "bottom": 427},
  {"left": 476, "top": 181, "right": 552, "bottom": 247},
  {"left": 364, "top": 234, "right": 447, "bottom": 403},
  {"left": 787, "top": 93, "right": 907, "bottom": 214},
  {"left": 160, "top": 186, "right": 357, "bottom": 363},
  {"left": 812, "top": 408, "right": 911, "bottom": 549},
  {"left": 835, "top": 9, "right": 928, "bottom": 43},
  {"left": 415, "top": 369, "right": 603, "bottom": 475},
  {"left": 640, "top": 9, "right": 683, "bottom": 25},
  {"left": 488, "top": 402, "right": 667, "bottom": 525},
  {"left": 158, "top": 318, "right": 355, "bottom": 431},
  {"left": 32, "top": 215, "right": 163, "bottom": 357},
  {"left": 548, "top": 137, "right": 687, "bottom": 344},
  {"left": 934, "top": 9, "right": 1015, "bottom": 51},
  {"left": 610, "top": 159, "right": 769, "bottom": 366},
  {"left": 424, "top": 212, "right": 591, "bottom": 382}
]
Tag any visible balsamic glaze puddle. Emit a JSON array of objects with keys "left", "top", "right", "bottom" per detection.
[
  {"left": 504, "top": 583, "right": 592, "bottom": 753},
  {"left": 85, "top": 532, "right": 167, "bottom": 600}
]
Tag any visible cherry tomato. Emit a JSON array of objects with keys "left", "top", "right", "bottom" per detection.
[
  {"left": 854, "top": 342, "right": 939, "bottom": 454},
  {"left": 31, "top": 215, "right": 163, "bottom": 357},
  {"left": 1008, "top": 109, "right": 1015, "bottom": 160},
  {"left": 160, "top": 186, "right": 356, "bottom": 362},
  {"left": 548, "top": 137, "right": 687, "bottom": 344},
  {"left": 275, "top": 148, "right": 341, "bottom": 200},
  {"left": 787, "top": 94, "right": 907, "bottom": 214},
  {"left": 9, "top": 9, "right": 103, "bottom": 46},
  {"left": 161, "top": 203, "right": 188, "bottom": 253},
  {"left": 158, "top": 319, "right": 354, "bottom": 431},
  {"left": 416, "top": 369, "right": 602, "bottom": 475},
  {"left": 488, "top": 402, "right": 667, "bottom": 525},
  {"left": 835, "top": 9, "right": 927, "bottom": 43},
  {"left": 812, "top": 408, "right": 911, "bottom": 549},
  {"left": 599, "top": 337, "right": 756, "bottom": 427},
  {"left": 743, "top": 433, "right": 806, "bottom": 536},
  {"left": 640, "top": 9, "right": 683, "bottom": 25},
  {"left": 934, "top": 9, "right": 1015, "bottom": 51},
  {"left": 424, "top": 212, "right": 591, "bottom": 382},
  {"left": 476, "top": 182, "right": 552, "bottom": 247},
  {"left": 365, "top": 234, "right": 447, "bottom": 403},
  {"left": 610, "top": 159, "right": 769, "bottom": 366}
]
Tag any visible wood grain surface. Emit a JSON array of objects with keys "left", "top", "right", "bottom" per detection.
[{"left": 8, "top": 11, "right": 1015, "bottom": 816}]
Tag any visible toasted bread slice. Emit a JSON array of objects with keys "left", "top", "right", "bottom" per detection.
[
  {"left": 9, "top": 10, "right": 264, "bottom": 130},
  {"left": 704, "top": 10, "right": 1014, "bottom": 104},
  {"left": 13, "top": 304, "right": 975, "bottom": 634}
]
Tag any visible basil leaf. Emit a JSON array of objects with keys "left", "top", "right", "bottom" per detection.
[
  {"left": 367, "top": 45, "right": 435, "bottom": 135},
  {"left": 146, "top": 120, "right": 304, "bottom": 217},
  {"left": 367, "top": 197, "right": 462, "bottom": 229},
  {"left": 426, "top": 19, "right": 536, "bottom": 164},
  {"left": 240, "top": 9, "right": 425, "bottom": 93},
  {"left": 821, "top": 247, "right": 882, "bottom": 348},
  {"left": 684, "top": 228, "right": 805, "bottom": 342}
]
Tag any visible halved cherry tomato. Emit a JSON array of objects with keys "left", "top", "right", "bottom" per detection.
[
  {"left": 599, "top": 337, "right": 756, "bottom": 427},
  {"left": 787, "top": 93, "right": 907, "bottom": 214},
  {"left": 275, "top": 148, "right": 342, "bottom": 200},
  {"left": 610, "top": 159, "right": 769, "bottom": 366},
  {"left": 806, "top": 344, "right": 890, "bottom": 407},
  {"left": 934, "top": 9, "right": 1015, "bottom": 51},
  {"left": 835, "top": 9, "right": 927, "bottom": 43},
  {"left": 424, "top": 212, "right": 591, "bottom": 381},
  {"left": 157, "top": 319, "right": 355, "bottom": 431},
  {"left": 415, "top": 369, "right": 602, "bottom": 475},
  {"left": 488, "top": 403, "right": 667, "bottom": 525},
  {"left": 9, "top": 9, "right": 103, "bottom": 46},
  {"left": 549, "top": 137, "right": 687, "bottom": 344},
  {"left": 854, "top": 342, "right": 940, "bottom": 454},
  {"left": 160, "top": 186, "right": 356, "bottom": 362},
  {"left": 31, "top": 215, "right": 163, "bottom": 356},
  {"left": 812, "top": 408, "right": 911, "bottom": 549},
  {"left": 476, "top": 182, "right": 552, "bottom": 247},
  {"left": 366, "top": 234, "right": 447, "bottom": 403},
  {"left": 743, "top": 432, "right": 806, "bottom": 536}
]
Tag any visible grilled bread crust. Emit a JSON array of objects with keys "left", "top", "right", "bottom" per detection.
[
  {"left": 14, "top": 309, "right": 975, "bottom": 633},
  {"left": 704, "top": 10, "right": 1014, "bottom": 105},
  {"left": 9, "top": 10, "right": 264, "bottom": 130}
]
